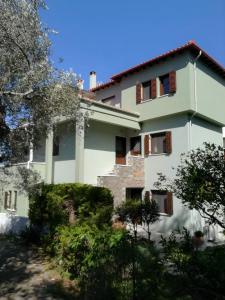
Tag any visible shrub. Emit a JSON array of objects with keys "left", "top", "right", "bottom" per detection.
[{"left": 29, "top": 183, "right": 114, "bottom": 233}]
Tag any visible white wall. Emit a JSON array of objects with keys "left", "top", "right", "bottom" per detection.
[
  {"left": 0, "top": 213, "right": 29, "bottom": 234},
  {"left": 84, "top": 121, "right": 128, "bottom": 185}
]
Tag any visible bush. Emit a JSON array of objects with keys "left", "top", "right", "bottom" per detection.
[
  {"left": 53, "top": 224, "right": 131, "bottom": 299},
  {"left": 29, "top": 183, "right": 114, "bottom": 233}
]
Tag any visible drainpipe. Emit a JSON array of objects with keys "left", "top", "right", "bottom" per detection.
[
  {"left": 188, "top": 50, "right": 202, "bottom": 150},
  {"left": 189, "top": 50, "right": 202, "bottom": 234}
]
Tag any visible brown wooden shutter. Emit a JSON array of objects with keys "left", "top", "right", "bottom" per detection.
[
  {"left": 165, "top": 192, "right": 173, "bottom": 215},
  {"left": 136, "top": 83, "right": 142, "bottom": 104},
  {"left": 144, "top": 135, "right": 149, "bottom": 156},
  {"left": 150, "top": 79, "right": 157, "bottom": 99},
  {"left": 165, "top": 131, "right": 172, "bottom": 154},
  {"left": 169, "top": 71, "right": 176, "bottom": 93},
  {"left": 4, "top": 192, "right": 8, "bottom": 209}
]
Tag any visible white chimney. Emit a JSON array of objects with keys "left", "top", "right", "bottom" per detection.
[
  {"left": 89, "top": 71, "right": 97, "bottom": 89},
  {"left": 77, "top": 79, "right": 84, "bottom": 90}
]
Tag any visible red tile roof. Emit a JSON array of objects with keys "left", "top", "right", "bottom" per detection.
[{"left": 91, "top": 41, "right": 225, "bottom": 92}]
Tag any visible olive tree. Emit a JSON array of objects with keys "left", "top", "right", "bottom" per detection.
[
  {"left": 155, "top": 143, "right": 225, "bottom": 229},
  {"left": 0, "top": 0, "right": 86, "bottom": 163}
]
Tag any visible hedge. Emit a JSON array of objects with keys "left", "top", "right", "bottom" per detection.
[{"left": 29, "top": 183, "right": 114, "bottom": 232}]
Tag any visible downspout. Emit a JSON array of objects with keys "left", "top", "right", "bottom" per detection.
[
  {"left": 188, "top": 50, "right": 202, "bottom": 150},
  {"left": 189, "top": 50, "right": 202, "bottom": 234}
]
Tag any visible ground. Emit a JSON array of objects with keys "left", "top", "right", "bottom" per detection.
[{"left": 0, "top": 237, "right": 79, "bottom": 300}]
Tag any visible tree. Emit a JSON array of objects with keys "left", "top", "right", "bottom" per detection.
[
  {"left": 0, "top": 0, "right": 85, "bottom": 163},
  {"left": 155, "top": 143, "right": 225, "bottom": 229},
  {"left": 142, "top": 192, "right": 160, "bottom": 241}
]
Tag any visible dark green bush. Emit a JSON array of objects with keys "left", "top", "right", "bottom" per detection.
[{"left": 29, "top": 183, "right": 113, "bottom": 232}]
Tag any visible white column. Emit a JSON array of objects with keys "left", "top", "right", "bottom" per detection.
[
  {"left": 75, "top": 123, "right": 85, "bottom": 183},
  {"left": 45, "top": 130, "right": 53, "bottom": 184}
]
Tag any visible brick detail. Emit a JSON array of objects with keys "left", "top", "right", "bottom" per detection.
[{"left": 97, "top": 156, "right": 144, "bottom": 207}]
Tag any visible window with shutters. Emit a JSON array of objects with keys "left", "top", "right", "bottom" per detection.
[
  {"left": 160, "top": 74, "right": 170, "bottom": 95},
  {"left": 130, "top": 136, "right": 141, "bottom": 156},
  {"left": 159, "top": 71, "right": 176, "bottom": 96},
  {"left": 151, "top": 190, "right": 173, "bottom": 215},
  {"left": 136, "top": 79, "right": 157, "bottom": 104},
  {"left": 142, "top": 81, "right": 151, "bottom": 101},
  {"left": 4, "top": 190, "right": 17, "bottom": 210},
  {"left": 150, "top": 131, "right": 172, "bottom": 155}
]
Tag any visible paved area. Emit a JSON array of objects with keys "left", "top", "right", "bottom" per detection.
[{"left": 0, "top": 237, "right": 78, "bottom": 300}]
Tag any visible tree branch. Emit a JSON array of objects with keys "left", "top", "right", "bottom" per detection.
[
  {"left": 0, "top": 89, "right": 34, "bottom": 97},
  {"left": 0, "top": 23, "right": 31, "bottom": 69}
]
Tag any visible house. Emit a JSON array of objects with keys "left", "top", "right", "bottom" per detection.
[{"left": 1, "top": 41, "right": 225, "bottom": 238}]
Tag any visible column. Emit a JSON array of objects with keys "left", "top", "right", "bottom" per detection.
[
  {"left": 75, "top": 123, "right": 85, "bottom": 183},
  {"left": 45, "top": 130, "right": 53, "bottom": 184}
]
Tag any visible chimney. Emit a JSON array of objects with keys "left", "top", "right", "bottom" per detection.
[
  {"left": 89, "top": 71, "right": 97, "bottom": 89},
  {"left": 76, "top": 79, "right": 84, "bottom": 90}
]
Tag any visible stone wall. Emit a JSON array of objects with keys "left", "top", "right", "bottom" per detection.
[{"left": 98, "top": 156, "right": 144, "bottom": 206}]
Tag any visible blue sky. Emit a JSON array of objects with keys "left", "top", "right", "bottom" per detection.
[{"left": 41, "top": 0, "right": 225, "bottom": 89}]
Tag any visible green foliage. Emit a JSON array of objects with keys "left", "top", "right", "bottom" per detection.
[
  {"left": 51, "top": 224, "right": 165, "bottom": 300},
  {"left": 161, "top": 230, "right": 225, "bottom": 300},
  {"left": 116, "top": 199, "right": 142, "bottom": 239},
  {"left": 29, "top": 183, "right": 113, "bottom": 232},
  {"left": 156, "top": 143, "right": 225, "bottom": 229},
  {"left": 116, "top": 197, "right": 160, "bottom": 241}
]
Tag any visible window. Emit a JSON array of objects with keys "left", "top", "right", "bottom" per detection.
[
  {"left": 14, "top": 191, "right": 17, "bottom": 210},
  {"left": 150, "top": 131, "right": 172, "bottom": 155},
  {"left": 160, "top": 74, "right": 170, "bottom": 95},
  {"left": 142, "top": 81, "right": 151, "bottom": 101},
  {"left": 136, "top": 79, "right": 157, "bottom": 104},
  {"left": 102, "top": 95, "right": 115, "bottom": 105},
  {"left": 53, "top": 136, "right": 59, "bottom": 156},
  {"left": 151, "top": 190, "right": 173, "bottom": 215},
  {"left": 4, "top": 190, "right": 17, "bottom": 210},
  {"left": 151, "top": 132, "right": 167, "bottom": 154},
  {"left": 159, "top": 71, "right": 177, "bottom": 96},
  {"left": 130, "top": 136, "right": 141, "bottom": 156},
  {"left": 126, "top": 188, "right": 143, "bottom": 200}
]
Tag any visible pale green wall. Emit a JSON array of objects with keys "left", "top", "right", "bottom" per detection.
[
  {"left": 190, "top": 60, "right": 225, "bottom": 125},
  {"left": 191, "top": 116, "right": 223, "bottom": 148},
  {"left": 121, "top": 53, "right": 192, "bottom": 121},
  {"left": 0, "top": 167, "right": 29, "bottom": 217},
  {"left": 84, "top": 121, "right": 128, "bottom": 185},
  {"left": 53, "top": 123, "right": 76, "bottom": 183},
  {"left": 142, "top": 114, "right": 198, "bottom": 233}
]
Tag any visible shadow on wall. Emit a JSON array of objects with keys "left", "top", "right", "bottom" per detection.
[
  {"left": 0, "top": 213, "right": 29, "bottom": 235},
  {"left": 150, "top": 208, "right": 204, "bottom": 236}
]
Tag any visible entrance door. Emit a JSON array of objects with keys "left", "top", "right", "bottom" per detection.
[{"left": 116, "top": 136, "right": 126, "bottom": 165}]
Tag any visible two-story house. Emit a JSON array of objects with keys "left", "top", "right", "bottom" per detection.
[{"left": 1, "top": 41, "right": 225, "bottom": 237}]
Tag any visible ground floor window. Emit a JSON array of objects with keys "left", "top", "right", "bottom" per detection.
[
  {"left": 151, "top": 190, "right": 173, "bottom": 215},
  {"left": 4, "top": 190, "right": 17, "bottom": 210},
  {"left": 126, "top": 188, "right": 143, "bottom": 200}
]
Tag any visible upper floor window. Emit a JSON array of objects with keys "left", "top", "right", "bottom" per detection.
[
  {"left": 130, "top": 136, "right": 141, "bottom": 156},
  {"left": 101, "top": 95, "right": 115, "bottom": 105},
  {"left": 136, "top": 71, "right": 176, "bottom": 104},
  {"left": 160, "top": 74, "right": 170, "bottom": 95},
  {"left": 136, "top": 79, "right": 156, "bottom": 104}
]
